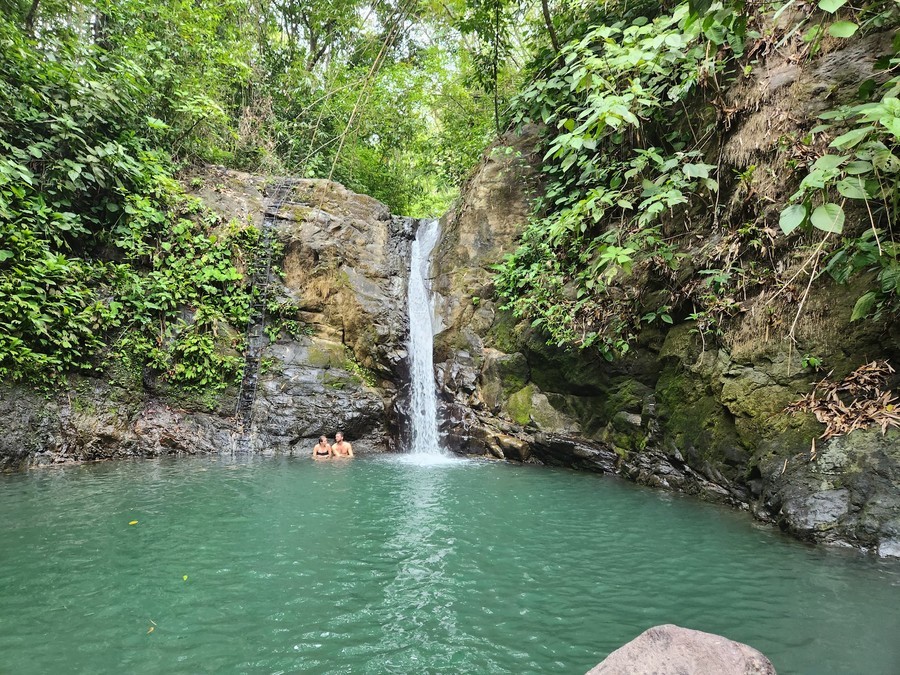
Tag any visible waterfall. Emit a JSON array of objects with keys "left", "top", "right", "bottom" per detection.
[{"left": 407, "top": 219, "right": 443, "bottom": 455}]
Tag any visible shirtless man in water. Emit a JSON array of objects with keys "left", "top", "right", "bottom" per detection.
[{"left": 331, "top": 431, "right": 354, "bottom": 458}]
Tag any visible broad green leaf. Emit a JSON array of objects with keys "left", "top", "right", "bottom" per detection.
[
  {"left": 146, "top": 116, "right": 170, "bottom": 130},
  {"left": 683, "top": 163, "right": 710, "bottom": 179},
  {"left": 850, "top": 291, "right": 877, "bottom": 321},
  {"left": 799, "top": 169, "right": 828, "bottom": 190},
  {"left": 844, "top": 160, "right": 872, "bottom": 175},
  {"left": 779, "top": 204, "right": 807, "bottom": 235},
  {"left": 873, "top": 150, "right": 900, "bottom": 172},
  {"left": 858, "top": 79, "right": 877, "bottom": 100},
  {"left": 688, "top": 0, "right": 714, "bottom": 16},
  {"left": 881, "top": 116, "right": 900, "bottom": 138},
  {"left": 704, "top": 23, "right": 727, "bottom": 44},
  {"left": 827, "top": 20, "right": 858, "bottom": 38},
  {"left": 810, "top": 203, "right": 845, "bottom": 233},
  {"left": 818, "top": 0, "right": 847, "bottom": 13},
  {"left": 881, "top": 263, "right": 900, "bottom": 294},
  {"left": 829, "top": 126, "right": 872, "bottom": 149},
  {"left": 836, "top": 177, "right": 869, "bottom": 199},
  {"left": 812, "top": 154, "right": 847, "bottom": 170}
]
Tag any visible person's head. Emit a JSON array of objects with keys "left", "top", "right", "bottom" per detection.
[
  {"left": 335, "top": 431, "right": 344, "bottom": 442},
  {"left": 319, "top": 435, "right": 327, "bottom": 445}
]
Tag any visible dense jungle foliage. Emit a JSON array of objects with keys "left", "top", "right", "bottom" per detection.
[
  {"left": 495, "top": 0, "right": 900, "bottom": 360},
  {"left": 0, "top": 0, "right": 512, "bottom": 389},
  {"left": 0, "top": 0, "right": 897, "bottom": 390}
]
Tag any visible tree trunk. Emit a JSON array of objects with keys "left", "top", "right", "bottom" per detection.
[
  {"left": 24, "top": 0, "right": 40, "bottom": 33},
  {"left": 541, "top": 0, "right": 560, "bottom": 53},
  {"left": 493, "top": 2, "right": 500, "bottom": 134},
  {"left": 93, "top": 12, "right": 112, "bottom": 51}
]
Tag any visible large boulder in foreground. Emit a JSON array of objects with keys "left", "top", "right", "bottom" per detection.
[{"left": 586, "top": 624, "right": 776, "bottom": 675}]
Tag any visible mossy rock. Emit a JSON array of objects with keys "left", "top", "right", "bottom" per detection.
[
  {"left": 527, "top": 348, "right": 609, "bottom": 396},
  {"left": 505, "top": 384, "right": 535, "bottom": 426},
  {"left": 485, "top": 351, "right": 530, "bottom": 396},
  {"left": 306, "top": 341, "right": 346, "bottom": 369},
  {"left": 544, "top": 392, "right": 608, "bottom": 439},
  {"left": 503, "top": 384, "right": 580, "bottom": 432},
  {"left": 658, "top": 322, "right": 701, "bottom": 363},
  {"left": 485, "top": 310, "right": 525, "bottom": 354},
  {"left": 529, "top": 390, "right": 579, "bottom": 432},
  {"left": 656, "top": 364, "right": 743, "bottom": 472},
  {"left": 323, "top": 370, "right": 352, "bottom": 390},
  {"left": 601, "top": 378, "right": 653, "bottom": 421},
  {"left": 282, "top": 204, "right": 312, "bottom": 222}
]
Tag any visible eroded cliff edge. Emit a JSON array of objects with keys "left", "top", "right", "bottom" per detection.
[
  {"left": 430, "top": 44, "right": 900, "bottom": 556},
  {"left": 0, "top": 171, "right": 419, "bottom": 466}
]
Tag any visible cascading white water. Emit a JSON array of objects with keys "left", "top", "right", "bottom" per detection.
[{"left": 407, "top": 219, "right": 443, "bottom": 456}]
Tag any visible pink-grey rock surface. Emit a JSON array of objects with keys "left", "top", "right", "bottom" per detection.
[{"left": 586, "top": 624, "right": 776, "bottom": 675}]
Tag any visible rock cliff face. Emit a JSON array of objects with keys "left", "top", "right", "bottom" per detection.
[
  {"left": 196, "top": 172, "right": 418, "bottom": 453},
  {"left": 430, "top": 37, "right": 900, "bottom": 557},
  {"left": 0, "top": 169, "right": 420, "bottom": 468}
]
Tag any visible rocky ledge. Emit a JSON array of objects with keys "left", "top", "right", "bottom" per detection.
[
  {"left": 429, "top": 120, "right": 900, "bottom": 557},
  {"left": 0, "top": 169, "right": 425, "bottom": 469}
]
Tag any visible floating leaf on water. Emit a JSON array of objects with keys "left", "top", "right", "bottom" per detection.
[
  {"left": 147, "top": 626, "right": 154, "bottom": 634},
  {"left": 129, "top": 520, "right": 138, "bottom": 525},
  {"left": 183, "top": 575, "right": 188, "bottom": 581}
]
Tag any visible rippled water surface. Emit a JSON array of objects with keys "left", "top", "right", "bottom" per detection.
[{"left": 1, "top": 456, "right": 899, "bottom": 674}]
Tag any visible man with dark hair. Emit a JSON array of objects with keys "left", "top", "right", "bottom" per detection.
[{"left": 332, "top": 431, "right": 354, "bottom": 458}]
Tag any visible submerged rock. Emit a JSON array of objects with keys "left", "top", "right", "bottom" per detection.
[{"left": 586, "top": 624, "right": 776, "bottom": 675}]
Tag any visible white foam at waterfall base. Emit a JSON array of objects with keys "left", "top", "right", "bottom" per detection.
[
  {"left": 407, "top": 219, "right": 444, "bottom": 456},
  {"left": 391, "top": 454, "right": 461, "bottom": 467}
]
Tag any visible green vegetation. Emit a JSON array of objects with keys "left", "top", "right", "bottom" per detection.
[
  {"left": 1, "top": 0, "right": 896, "bottom": 389},
  {"left": 343, "top": 346, "right": 378, "bottom": 387},
  {"left": 495, "top": 0, "right": 899, "bottom": 358},
  {"left": 495, "top": 1, "right": 752, "bottom": 356},
  {"left": 0, "top": 16, "right": 255, "bottom": 389},
  {"left": 785, "top": 24, "right": 900, "bottom": 324},
  {"left": 0, "top": 0, "right": 505, "bottom": 387}
]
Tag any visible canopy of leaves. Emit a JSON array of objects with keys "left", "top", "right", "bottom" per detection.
[
  {"left": 0, "top": 0, "right": 504, "bottom": 386},
  {"left": 1, "top": 0, "right": 897, "bottom": 386}
]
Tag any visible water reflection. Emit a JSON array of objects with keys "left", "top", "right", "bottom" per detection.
[{"left": 371, "top": 461, "right": 459, "bottom": 670}]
